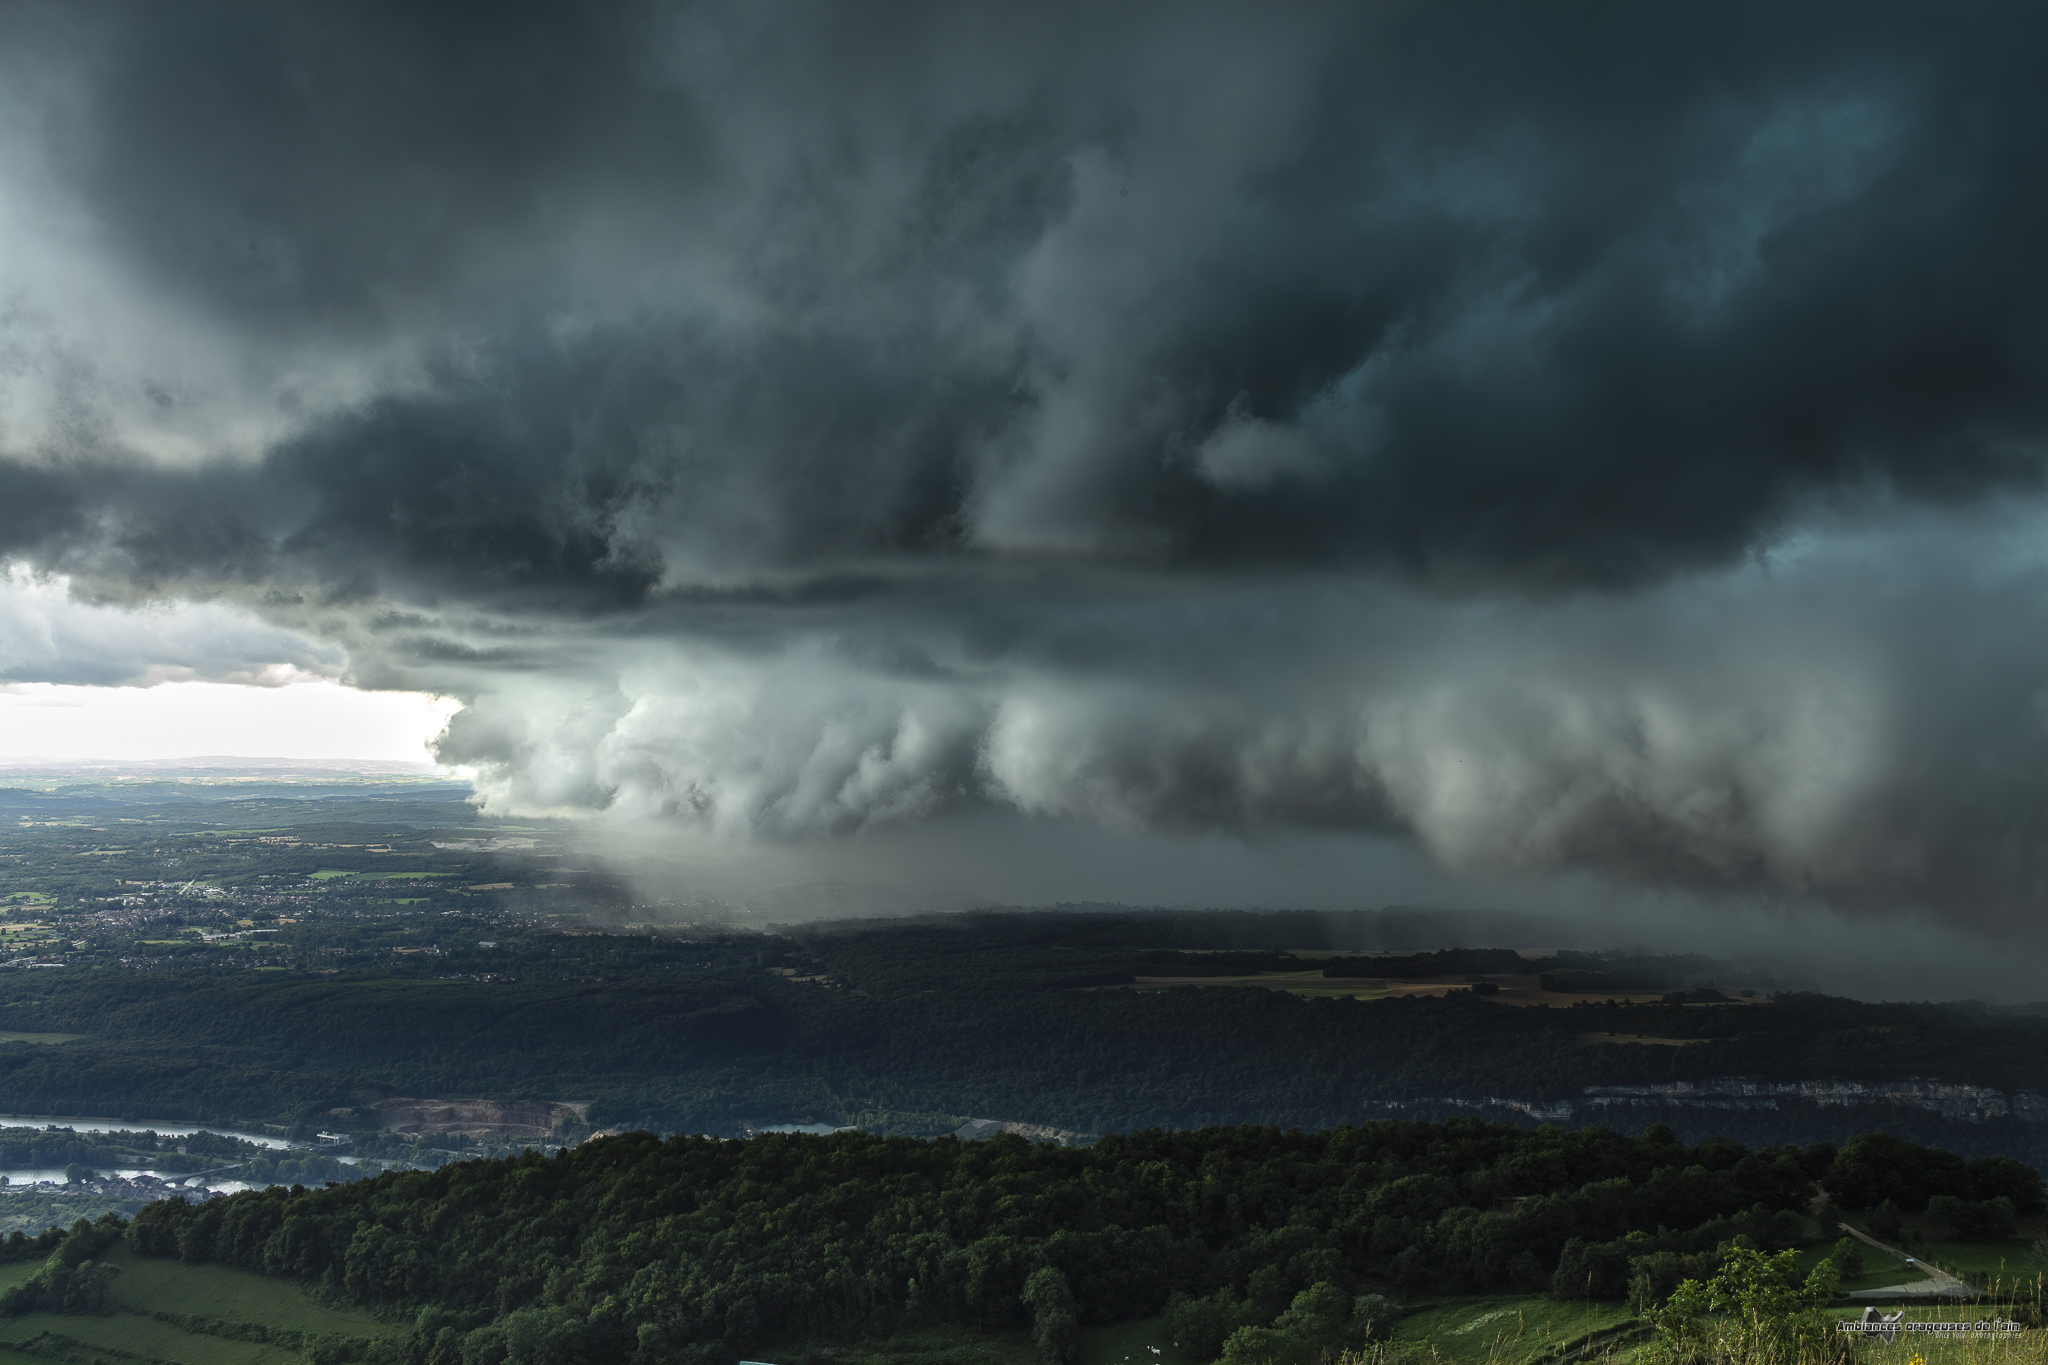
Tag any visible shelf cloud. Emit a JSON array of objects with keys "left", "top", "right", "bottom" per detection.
[{"left": 0, "top": 1, "right": 2043, "bottom": 925}]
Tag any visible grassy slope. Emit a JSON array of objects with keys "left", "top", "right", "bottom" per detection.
[
  {"left": 103, "top": 1243, "right": 400, "bottom": 1337},
  {"left": 1792, "top": 1242, "right": 1920, "bottom": 1293},
  {"left": 1914, "top": 1240, "right": 2048, "bottom": 1288},
  {"left": 803, "top": 1317, "right": 1328, "bottom": 1365},
  {"left": 1792, "top": 1305, "right": 2040, "bottom": 1364},
  {"left": 1393, "top": 1298, "right": 1638, "bottom": 1365},
  {"left": 0, "top": 1235, "right": 2036, "bottom": 1365},
  {"left": 1077, "top": 1315, "right": 1202, "bottom": 1365},
  {"left": 1808, "top": 1224, "right": 2048, "bottom": 1293},
  {"left": 0, "top": 1243, "right": 397, "bottom": 1365},
  {"left": 800, "top": 1323, "right": 1041, "bottom": 1365},
  {"left": 825, "top": 1305, "right": 1664, "bottom": 1365},
  {"left": 794, "top": 1278, "right": 2046, "bottom": 1365},
  {"left": 0, "top": 1311, "right": 297, "bottom": 1364}
]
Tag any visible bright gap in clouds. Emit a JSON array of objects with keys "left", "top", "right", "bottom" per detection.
[{"left": 0, "top": 677, "right": 461, "bottom": 763}]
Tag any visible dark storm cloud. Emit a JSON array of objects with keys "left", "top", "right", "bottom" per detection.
[
  {"left": 1, "top": 0, "right": 2045, "bottom": 922},
  {"left": 7, "top": 0, "right": 2041, "bottom": 593},
  {"left": 396, "top": 515, "right": 2048, "bottom": 933}
]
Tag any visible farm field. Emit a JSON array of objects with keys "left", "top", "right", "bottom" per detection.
[
  {"left": 1911, "top": 1240, "right": 2048, "bottom": 1287},
  {"left": 0, "top": 1243, "right": 398, "bottom": 1365},
  {"left": 1122, "top": 970, "right": 1688, "bottom": 1007},
  {"left": 1125, "top": 969, "right": 1401, "bottom": 999},
  {"left": 102, "top": 1242, "right": 402, "bottom": 1338},
  {"left": 1077, "top": 1314, "right": 1201, "bottom": 1365},
  {"left": 0, "top": 1309, "right": 296, "bottom": 1364}
]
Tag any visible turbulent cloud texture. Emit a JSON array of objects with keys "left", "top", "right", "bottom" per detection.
[
  {"left": 426, "top": 515, "right": 2048, "bottom": 929},
  {"left": 0, "top": 568, "right": 341, "bottom": 688},
  {"left": 0, "top": 1, "right": 2044, "bottom": 921}
]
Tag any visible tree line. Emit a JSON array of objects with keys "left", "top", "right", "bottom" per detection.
[{"left": 113, "top": 1119, "right": 2039, "bottom": 1365}]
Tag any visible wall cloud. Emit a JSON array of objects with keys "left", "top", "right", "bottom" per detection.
[{"left": 0, "top": 1, "right": 2041, "bottom": 925}]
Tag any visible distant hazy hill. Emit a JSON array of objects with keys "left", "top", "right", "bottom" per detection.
[{"left": 0, "top": 756, "right": 445, "bottom": 778}]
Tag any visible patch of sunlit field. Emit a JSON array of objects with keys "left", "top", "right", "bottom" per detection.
[
  {"left": 1855, "top": 1341, "right": 2044, "bottom": 1364},
  {"left": 1118, "top": 972, "right": 1693, "bottom": 1008},
  {"left": 1388, "top": 1295, "right": 1640, "bottom": 1363},
  {"left": 101, "top": 1242, "right": 401, "bottom": 1338},
  {"left": 1124, "top": 971, "right": 1401, "bottom": 999},
  {"left": 793, "top": 1322, "right": 1041, "bottom": 1365},
  {"left": 0, "top": 1241, "right": 401, "bottom": 1365},
  {"left": 0, "top": 1311, "right": 298, "bottom": 1365},
  {"left": 1731, "top": 1313, "right": 2040, "bottom": 1365},
  {"left": 1330, "top": 1320, "right": 2044, "bottom": 1365}
]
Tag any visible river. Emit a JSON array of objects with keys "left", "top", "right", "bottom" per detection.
[{"left": 0, "top": 1113, "right": 294, "bottom": 1150}]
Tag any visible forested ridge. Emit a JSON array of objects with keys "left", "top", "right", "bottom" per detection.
[{"left": 106, "top": 1120, "right": 2042, "bottom": 1365}]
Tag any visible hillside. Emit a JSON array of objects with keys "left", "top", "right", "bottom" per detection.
[{"left": 96, "top": 1121, "right": 2048, "bottom": 1365}]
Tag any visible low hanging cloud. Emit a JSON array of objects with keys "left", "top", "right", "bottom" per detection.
[
  {"left": 0, "top": 1, "right": 2043, "bottom": 924},
  {"left": 421, "top": 508, "right": 2048, "bottom": 929},
  {"left": 0, "top": 569, "right": 342, "bottom": 689}
]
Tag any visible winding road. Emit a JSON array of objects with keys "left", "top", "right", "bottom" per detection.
[{"left": 1838, "top": 1222, "right": 1977, "bottom": 1299}]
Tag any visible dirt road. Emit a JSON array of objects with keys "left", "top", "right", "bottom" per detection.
[{"left": 1838, "top": 1222, "right": 1977, "bottom": 1299}]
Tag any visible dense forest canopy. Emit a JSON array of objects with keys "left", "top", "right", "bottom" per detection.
[{"left": 107, "top": 1120, "right": 2042, "bottom": 1365}]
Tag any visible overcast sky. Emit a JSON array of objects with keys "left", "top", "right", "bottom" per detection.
[{"left": 0, "top": 1, "right": 2044, "bottom": 947}]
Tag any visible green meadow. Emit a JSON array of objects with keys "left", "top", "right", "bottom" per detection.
[
  {"left": 800, "top": 1304, "right": 1656, "bottom": 1365},
  {"left": 1390, "top": 1296, "right": 1642, "bottom": 1364},
  {"left": 806, "top": 1323, "right": 1042, "bottom": 1365},
  {"left": 0, "top": 1242, "right": 397, "bottom": 1365},
  {"left": 1077, "top": 1315, "right": 1202, "bottom": 1365}
]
